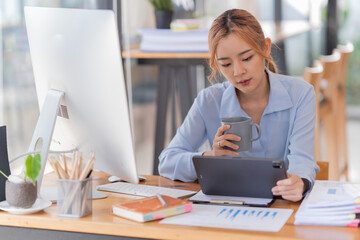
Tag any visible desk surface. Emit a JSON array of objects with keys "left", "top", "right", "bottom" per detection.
[{"left": 0, "top": 171, "right": 358, "bottom": 240}]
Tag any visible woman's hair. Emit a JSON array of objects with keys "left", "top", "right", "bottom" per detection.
[{"left": 208, "top": 9, "right": 278, "bottom": 83}]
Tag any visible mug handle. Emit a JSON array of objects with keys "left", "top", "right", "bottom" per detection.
[{"left": 251, "top": 123, "right": 261, "bottom": 141}]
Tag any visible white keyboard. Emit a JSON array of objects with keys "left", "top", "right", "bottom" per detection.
[{"left": 96, "top": 182, "right": 197, "bottom": 198}]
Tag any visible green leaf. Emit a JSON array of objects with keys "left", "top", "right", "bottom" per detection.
[
  {"left": 25, "top": 154, "right": 41, "bottom": 186},
  {"left": 148, "top": 0, "right": 173, "bottom": 11}
]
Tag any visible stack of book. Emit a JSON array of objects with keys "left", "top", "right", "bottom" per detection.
[
  {"left": 170, "top": 19, "right": 200, "bottom": 31},
  {"left": 295, "top": 181, "right": 360, "bottom": 227},
  {"left": 138, "top": 28, "right": 209, "bottom": 52}
]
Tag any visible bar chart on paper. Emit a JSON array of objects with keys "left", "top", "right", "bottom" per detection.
[{"left": 160, "top": 204, "right": 293, "bottom": 232}]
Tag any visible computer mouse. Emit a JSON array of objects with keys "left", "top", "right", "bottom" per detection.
[
  {"left": 108, "top": 175, "right": 121, "bottom": 182},
  {"left": 108, "top": 175, "right": 146, "bottom": 183}
]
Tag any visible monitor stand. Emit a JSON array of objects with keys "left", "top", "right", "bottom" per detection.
[
  {"left": 29, "top": 89, "right": 64, "bottom": 194},
  {"left": 29, "top": 89, "right": 107, "bottom": 201}
]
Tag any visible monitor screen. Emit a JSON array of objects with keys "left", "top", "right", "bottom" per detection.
[{"left": 24, "top": 7, "right": 139, "bottom": 186}]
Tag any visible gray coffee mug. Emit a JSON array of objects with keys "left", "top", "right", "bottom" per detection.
[{"left": 221, "top": 116, "right": 261, "bottom": 152}]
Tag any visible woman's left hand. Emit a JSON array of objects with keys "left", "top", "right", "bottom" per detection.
[{"left": 271, "top": 173, "right": 304, "bottom": 202}]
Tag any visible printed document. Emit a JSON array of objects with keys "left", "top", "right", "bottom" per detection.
[{"left": 160, "top": 204, "right": 293, "bottom": 232}]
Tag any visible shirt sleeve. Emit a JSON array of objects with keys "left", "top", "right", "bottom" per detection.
[
  {"left": 158, "top": 96, "right": 208, "bottom": 182},
  {"left": 287, "top": 85, "right": 320, "bottom": 188}
]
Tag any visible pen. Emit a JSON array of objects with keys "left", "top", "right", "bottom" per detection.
[
  {"left": 210, "top": 200, "right": 244, "bottom": 205},
  {"left": 156, "top": 194, "right": 167, "bottom": 207},
  {"left": 86, "top": 169, "right": 93, "bottom": 179}
]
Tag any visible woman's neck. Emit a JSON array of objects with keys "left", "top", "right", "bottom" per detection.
[
  {"left": 236, "top": 71, "right": 270, "bottom": 123},
  {"left": 237, "top": 71, "right": 270, "bottom": 104}
]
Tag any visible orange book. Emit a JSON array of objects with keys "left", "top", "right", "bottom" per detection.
[{"left": 112, "top": 195, "right": 192, "bottom": 222}]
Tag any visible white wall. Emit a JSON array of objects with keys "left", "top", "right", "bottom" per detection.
[
  {"left": 202, "top": 0, "right": 258, "bottom": 27},
  {"left": 121, "top": 0, "right": 155, "bottom": 46}
]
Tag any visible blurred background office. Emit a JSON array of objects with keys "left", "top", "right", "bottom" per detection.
[{"left": 0, "top": 0, "right": 359, "bottom": 180}]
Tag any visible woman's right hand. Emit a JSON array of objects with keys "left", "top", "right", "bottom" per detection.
[{"left": 203, "top": 124, "right": 240, "bottom": 156}]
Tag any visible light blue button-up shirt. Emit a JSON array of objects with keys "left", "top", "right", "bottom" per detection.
[{"left": 158, "top": 69, "right": 319, "bottom": 186}]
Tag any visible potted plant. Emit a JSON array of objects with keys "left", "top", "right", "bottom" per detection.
[
  {"left": 148, "top": 0, "right": 174, "bottom": 29},
  {"left": 0, "top": 154, "right": 41, "bottom": 208}
]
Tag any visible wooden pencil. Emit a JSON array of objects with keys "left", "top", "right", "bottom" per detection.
[
  {"left": 62, "top": 154, "right": 68, "bottom": 176},
  {"left": 49, "top": 158, "right": 61, "bottom": 179},
  {"left": 55, "top": 160, "right": 69, "bottom": 179},
  {"left": 70, "top": 151, "right": 78, "bottom": 180}
]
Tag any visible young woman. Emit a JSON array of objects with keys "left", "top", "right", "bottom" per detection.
[{"left": 158, "top": 9, "right": 319, "bottom": 202}]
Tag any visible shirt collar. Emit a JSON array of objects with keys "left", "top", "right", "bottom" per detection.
[
  {"left": 219, "top": 69, "right": 293, "bottom": 119},
  {"left": 219, "top": 82, "right": 244, "bottom": 119},
  {"left": 264, "top": 69, "right": 293, "bottom": 115}
]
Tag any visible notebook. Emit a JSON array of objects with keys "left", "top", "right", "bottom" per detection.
[
  {"left": 191, "top": 156, "right": 287, "bottom": 206},
  {"left": 112, "top": 195, "right": 192, "bottom": 222}
]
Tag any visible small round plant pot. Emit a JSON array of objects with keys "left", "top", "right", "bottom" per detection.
[
  {"left": 155, "top": 10, "right": 173, "bottom": 29},
  {"left": 5, "top": 180, "right": 37, "bottom": 208}
]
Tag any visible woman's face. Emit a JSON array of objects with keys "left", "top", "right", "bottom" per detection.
[{"left": 216, "top": 33, "right": 271, "bottom": 95}]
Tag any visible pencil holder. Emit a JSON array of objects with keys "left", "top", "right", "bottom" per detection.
[{"left": 57, "top": 177, "right": 92, "bottom": 218}]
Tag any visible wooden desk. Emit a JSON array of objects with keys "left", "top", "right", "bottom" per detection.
[{"left": 0, "top": 171, "right": 358, "bottom": 240}]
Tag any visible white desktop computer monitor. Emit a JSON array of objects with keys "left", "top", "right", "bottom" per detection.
[{"left": 24, "top": 6, "right": 139, "bottom": 190}]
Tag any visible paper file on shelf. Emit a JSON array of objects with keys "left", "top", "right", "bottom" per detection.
[
  {"left": 138, "top": 28, "right": 209, "bottom": 52},
  {"left": 138, "top": 28, "right": 208, "bottom": 43},
  {"left": 140, "top": 42, "right": 209, "bottom": 52}
]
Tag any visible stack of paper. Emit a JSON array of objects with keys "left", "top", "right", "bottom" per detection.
[
  {"left": 138, "top": 28, "right": 209, "bottom": 52},
  {"left": 295, "top": 181, "right": 360, "bottom": 226}
]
